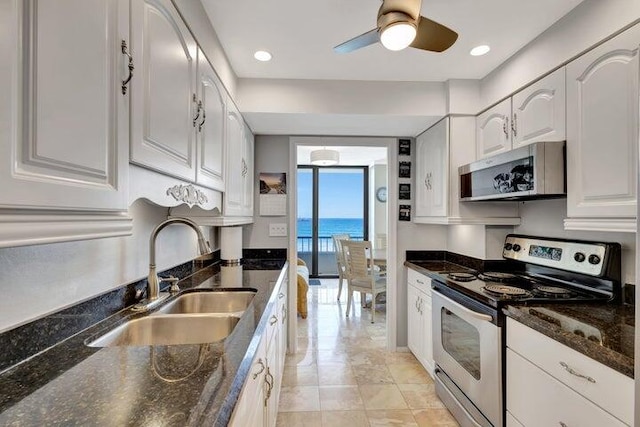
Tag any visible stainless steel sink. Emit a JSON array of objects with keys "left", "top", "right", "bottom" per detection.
[
  {"left": 87, "top": 314, "right": 240, "bottom": 347},
  {"left": 155, "top": 290, "right": 256, "bottom": 315}
]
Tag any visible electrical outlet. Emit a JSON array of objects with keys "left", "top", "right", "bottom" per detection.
[{"left": 269, "top": 223, "right": 287, "bottom": 237}]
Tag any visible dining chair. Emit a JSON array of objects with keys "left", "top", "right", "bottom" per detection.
[
  {"left": 341, "top": 240, "right": 387, "bottom": 323},
  {"left": 332, "top": 234, "right": 350, "bottom": 301}
]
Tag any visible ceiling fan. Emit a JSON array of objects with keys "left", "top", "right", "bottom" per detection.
[{"left": 334, "top": 0, "right": 458, "bottom": 53}]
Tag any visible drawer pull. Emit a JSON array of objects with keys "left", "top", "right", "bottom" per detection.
[
  {"left": 416, "top": 279, "right": 424, "bottom": 285},
  {"left": 279, "top": 292, "right": 285, "bottom": 299},
  {"left": 252, "top": 358, "right": 265, "bottom": 379},
  {"left": 270, "top": 315, "right": 278, "bottom": 325},
  {"left": 559, "top": 422, "right": 568, "bottom": 427},
  {"left": 559, "top": 361, "right": 596, "bottom": 383}
]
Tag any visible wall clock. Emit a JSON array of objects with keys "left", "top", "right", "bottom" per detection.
[{"left": 376, "top": 186, "right": 387, "bottom": 203}]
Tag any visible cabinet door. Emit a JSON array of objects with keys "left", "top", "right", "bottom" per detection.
[
  {"left": 130, "top": 0, "right": 198, "bottom": 182},
  {"left": 195, "top": 50, "right": 225, "bottom": 191},
  {"left": 265, "top": 328, "right": 280, "bottom": 427},
  {"left": 242, "top": 125, "right": 255, "bottom": 216},
  {"left": 414, "top": 118, "right": 448, "bottom": 218},
  {"left": 512, "top": 68, "right": 566, "bottom": 148},
  {"left": 229, "top": 339, "right": 267, "bottom": 427},
  {"left": 421, "top": 293, "right": 433, "bottom": 374},
  {"left": 224, "top": 102, "right": 244, "bottom": 216},
  {"left": 476, "top": 98, "right": 512, "bottom": 159},
  {"left": 566, "top": 27, "right": 639, "bottom": 218},
  {"left": 406, "top": 284, "right": 422, "bottom": 358},
  {"left": 0, "top": 0, "right": 129, "bottom": 211}
]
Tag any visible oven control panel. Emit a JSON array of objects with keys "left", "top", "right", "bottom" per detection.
[{"left": 503, "top": 235, "right": 607, "bottom": 276}]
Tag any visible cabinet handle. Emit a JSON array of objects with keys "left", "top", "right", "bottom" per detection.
[
  {"left": 503, "top": 116, "right": 509, "bottom": 138},
  {"left": 559, "top": 422, "right": 568, "bottom": 427},
  {"left": 418, "top": 298, "right": 423, "bottom": 314},
  {"left": 511, "top": 113, "right": 517, "bottom": 137},
  {"left": 416, "top": 279, "right": 424, "bottom": 285},
  {"left": 241, "top": 158, "right": 248, "bottom": 177},
  {"left": 270, "top": 315, "right": 278, "bottom": 325},
  {"left": 192, "top": 94, "right": 202, "bottom": 127},
  {"left": 282, "top": 305, "right": 287, "bottom": 322},
  {"left": 263, "top": 367, "right": 273, "bottom": 405},
  {"left": 198, "top": 107, "right": 206, "bottom": 132},
  {"left": 252, "top": 358, "right": 265, "bottom": 379},
  {"left": 559, "top": 361, "right": 596, "bottom": 383},
  {"left": 121, "top": 40, "right": 134, "bottom": 95},
  {"left": 279, "top": 292, "right": 285, "bottom": 299}
]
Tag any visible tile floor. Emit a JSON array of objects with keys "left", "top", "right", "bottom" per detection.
[{"left": 277, "top": 279, "right": 459, "bottom": 427}]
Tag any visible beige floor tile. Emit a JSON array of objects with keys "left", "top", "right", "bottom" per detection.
[
  {"left": 317, "top": 350, "right": 352, "bottom": 365},
  {"left": 352, "top": 364, "right": 395, "bottom": 385},
  {"left": 359, "top": 384, "right": 409, "bottom": 410},
  {"left": 285, "top": 349, "right": 317, "bottom": 367},
  {"left": 319, "top": 385, "right": 365, "bottom": 411},
  {"left": 367, "top": 410, "right": 419, "bottom": 426},
  {"left": 318, "top": 364, "right": 358, "bottom": 385},
  {"left": 349, "top": 349, "right": 388, "bottom": 365},
  {"left": 282, "top": 365, "right": 319, "bottom": 386},
  {"left": 278, "top": 386, "right": 321, "bottom": 412},
  {"left": 412, "top": 408, "right": 459, "bottom": 426},
  {"left": 321, "top": 410, "right": 370, "bottom": 427},
  {"left": 297, "top": 337, "right": 318, "bottom": 351},
  {"left": 397, "top": 384, "right": 444, "bottom": 409},
  {"left": 387, "top": 364, "right": 433, "bottom": 384},
  {"left": 276, "top": 411, "right": 323, "bottom": 427},
  {"left": 384, "top": 352, "right": 420, "bottom": 365},
  {"left": 316, "top": 336, "right": 349, "bottom": 351}
]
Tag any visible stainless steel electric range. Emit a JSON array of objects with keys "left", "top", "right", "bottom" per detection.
[{"left": 430, "top": 234, "right": 622, "bottom": 427}]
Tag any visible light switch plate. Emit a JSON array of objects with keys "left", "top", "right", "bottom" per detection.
[{"left": 269, "top": 223, "right": 287, "bottom": 237}]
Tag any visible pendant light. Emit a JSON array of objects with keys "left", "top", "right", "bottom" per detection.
[{"left": 310, "top": 148, "right": 340, "bottom": 166}]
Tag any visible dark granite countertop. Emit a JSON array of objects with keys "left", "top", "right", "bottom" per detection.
[
  {"left": 405, "top": 260, "right": 478, "bottom": 278},
  {"left": 0, "top": 261, "right": 288, "bottom": 426},
  {"left": 504, "top": 304, "right": 634, "bottom": 378}
]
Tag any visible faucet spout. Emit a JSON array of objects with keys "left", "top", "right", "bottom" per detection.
[{"left": 147, "top": 217, "right": 212, "bottom": 302}]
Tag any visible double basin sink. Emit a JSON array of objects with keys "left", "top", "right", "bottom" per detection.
[{"left": 87, "top": 289, "right": 257, "bottom": 347}]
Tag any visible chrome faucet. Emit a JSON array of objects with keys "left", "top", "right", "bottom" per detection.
[{"left": 137, "top": 217, "right": 212, "bottom": 310}]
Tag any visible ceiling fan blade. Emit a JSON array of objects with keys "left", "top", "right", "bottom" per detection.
[
  {"left": 333, "top": 28, "right": 380, "bottom": 53},
  {"left": 410, "top": 16, "right": 458, "bottom": 52},
  {"left": 379, "top": 0, "right": 421, "bottom": 20}
]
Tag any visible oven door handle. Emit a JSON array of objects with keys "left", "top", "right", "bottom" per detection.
[{"left": 434, "top": 290, "right": 493, "bottom": 322}]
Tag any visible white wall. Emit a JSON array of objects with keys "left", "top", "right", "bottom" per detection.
[
  {"left": 480, "top": 0, "right": 640, "bottom": 109},
  {"left": 0, "top": 200, "right": 214, "bottom": 333},
  {"left": 515, "top": 199, "right": 636, "bottom": 285},
  {"left": 370, "top": 163, "right": 388, "bottom": 247},
  {"left": 446, "top": 225, "right": 511, "bottom": 260},
  {"left": 244, "top": 135, "right": 290, "bottom": 249}
]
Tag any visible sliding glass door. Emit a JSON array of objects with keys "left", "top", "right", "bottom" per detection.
[{"left": 297, "top": 166, "right": 368, "bottom": 277}]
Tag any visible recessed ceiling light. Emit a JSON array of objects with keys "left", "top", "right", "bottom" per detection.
[
  {"left": 470, "top": 45, "right": 491, "bottom": 56},
  {"left": 254, "top": 50, "right": 272, "bottom": 61}
]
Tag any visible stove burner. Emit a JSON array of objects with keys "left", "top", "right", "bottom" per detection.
[
  {"left": 534, "top": 285, "right": 573, "bottom": 298},
  {"left": 448, "top": 272, "right": 476, "bottom": 282},
  {"left": 483, "top": 284, "right": 531, "bottom": 298},
  {"left": 478, "top": 272, "right": 518, "bottom": 282}
]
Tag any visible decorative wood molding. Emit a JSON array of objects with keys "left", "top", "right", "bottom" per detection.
[
  {"left": 171, "top": 215, "right": 254, "bottom": 227},
  {"left": 0, "top": 210, "right": 133, "bottom": 248},
  {"left": 563, "top": 217, "right": 636, "bottom": 233},
  {"left": 166, "top": 184, "right": 208, "bottom": 207}
]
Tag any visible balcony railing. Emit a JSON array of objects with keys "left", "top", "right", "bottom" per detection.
[{"left": 296, "top": 235, "right": 364, "bottom": 253}]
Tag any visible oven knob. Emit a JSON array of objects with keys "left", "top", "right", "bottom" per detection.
[
  {"left": 512, "top": 244, "right": 521, "bottom": 252},
  {"left": 504, "top": 243, "right": 513, "bottom": 251},
  {"left": 588, "top": 254, "right": 601, "bottom": 265},
  {"left": 574, "top": 252, "right": 586, "bottom": 263}
]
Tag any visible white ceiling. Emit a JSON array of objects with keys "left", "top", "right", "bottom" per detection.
[{"left": 201, "top": 0, "right": 583, "bottom": 82}]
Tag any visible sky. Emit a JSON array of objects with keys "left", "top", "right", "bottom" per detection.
[{"left": 297, "top": 169, "right": 364, "bottom": 218}]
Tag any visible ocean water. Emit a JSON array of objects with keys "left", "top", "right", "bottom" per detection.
[{"left": 297, "top": 218, "right": 364, "bottom": 252}]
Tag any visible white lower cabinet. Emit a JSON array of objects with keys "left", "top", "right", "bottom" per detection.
[
  {"left": 506, "top": 318, "right": 633, "bottom": 426},
  {"left": 230, "top": 278, "right": 287, "bottom": 427},
  {"left": 406, "top": 269, "right": 433, "bottom": 375}
]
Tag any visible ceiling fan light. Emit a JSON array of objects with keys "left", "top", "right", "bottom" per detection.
[
  {"left": 380, "top": 22, "right": 416, "bottom": 51},
  {"left": 310, "top": 149, "right": 340, "bottom": 166},
  {"left": 470, "top": 45, "right": 490, "bottom": 56}
]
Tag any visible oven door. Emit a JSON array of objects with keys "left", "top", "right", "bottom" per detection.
[{"left": 432, "top": 286, "right": 502, "bottom": 427}]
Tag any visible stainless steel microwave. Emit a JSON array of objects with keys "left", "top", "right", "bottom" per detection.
[{"left": 459, "top": 141, "right": 565, "bottom": 201}]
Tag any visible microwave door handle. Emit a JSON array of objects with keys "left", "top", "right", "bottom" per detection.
[{"left": 435, "top": 290, "right": 493, "bottom": 322}]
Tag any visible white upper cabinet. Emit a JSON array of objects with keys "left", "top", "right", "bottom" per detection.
[
  {"left": 565, "top": 25, "right": 639, "bottom": 224},
  {"left": 130, "top": 0, "right": 198, "bottom": 182},
  {"left": 415, "top": 118, "right": 449, "bottom": 218},
  {"left": 414, "top": 117, "right": 519, "bottom": 225},
  {"left": 223, "top": 102, "right": 245, "bottom": 216},
  {"left": 0, "top": 0, "right": 132, "bottom": 247},
  {"left": 242, "top": 124, "right": 255, "bottom": 216},
  {"left": 478, "top": 68, "right": 566, "bottom": 157},
  {"left": 195, "top": 49, "right": 226, "bottom": 192},
  {"left": 476, "top": 98, "right": 512, "bottom": 159},
  {"left": 512, "top": 68, "right": 566, "bottom": 149}
]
